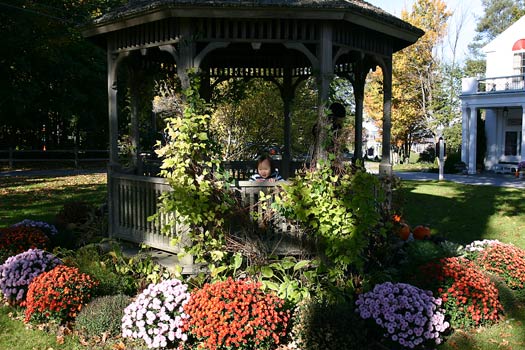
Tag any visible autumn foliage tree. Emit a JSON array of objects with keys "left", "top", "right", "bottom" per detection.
[{"left": 365, "top": 0, "right": 451, "bottom": 162}]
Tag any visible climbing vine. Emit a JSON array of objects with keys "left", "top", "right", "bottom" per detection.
[
  {"left": 272, "top": 159, "right": 386, "bottom": 282},
  {"left": 155, "top": 73, "right": 234, "bottom": 264}
]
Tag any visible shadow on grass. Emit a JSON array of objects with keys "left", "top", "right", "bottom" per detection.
[
  {"left": 399, "top": 180, "right": 525, "bottom": 246},
  {"left": 0, "top": 175, "right": 107, "bottom": 226},
  {"left": 399, "top": 180, "right": 525, "bottom": 349}
]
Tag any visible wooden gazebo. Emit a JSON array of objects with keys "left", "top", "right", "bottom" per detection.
[{"left": 82, "top": 0, "right": 423, "bottom": 259}]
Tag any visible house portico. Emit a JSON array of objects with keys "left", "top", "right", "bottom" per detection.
[
  {"left": 460, "top": 15, "right": 525, "bottom": 175},
  {"left": 461, "top": 77, "right": 525, "bottom": 174}
]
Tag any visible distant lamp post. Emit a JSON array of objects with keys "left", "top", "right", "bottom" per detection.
[
  {"left": 436, "top": 126, "right": 445, "bottom": 181},
  {"left": 42, "top": 124, "right": 46, "bottom": 152}
]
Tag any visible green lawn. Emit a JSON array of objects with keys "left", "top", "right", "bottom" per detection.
[
  {"left": 0, "top": 173, "right": 107, "bottom": 226},
  {"left": 400, "top": 180, "right": 525, "bottom": 249}
]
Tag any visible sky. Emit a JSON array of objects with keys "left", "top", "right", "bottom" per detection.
[{"left": 366, "top": 0, "right": 485, "bottom": 62}]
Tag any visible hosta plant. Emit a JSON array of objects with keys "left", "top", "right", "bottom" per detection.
[
  {"left": 182, "top": 277, "right": 290, "bottom": 350},
  {"left": 475, "top": 242, "right": 525, "bottom": 289},
  {"left": 24, "top": 265, "right": 98, "bottom": 324},
  {"left": 0, "top": 248, "right": 62, "bottom": 304},
  {"left": 122, "top": 279, "right": 190, "bottom": 349},
  {"left": 356, "top": 282, "right": 449, "bottom": 349},
  {"left": 418, "top": 257, "right": 503, "bottom": 329},
  {"left": 0, "top": 226, "right": 50, "bottom": 263}
]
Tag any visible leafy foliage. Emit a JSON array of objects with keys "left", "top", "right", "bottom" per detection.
[
  {"left": 0, "top": 0, "right": 125, "bottom": 149},
  {"left": 273, "top": 160, "right": 385, "bottom": 280},
  {"left": 365, "top": 0, "right": 452, "bottom": 159},
  {"left": 155, "top": 73, "right": 236, "bottom": 265},
  {"left": 291, "top": 298, "right": 368, "bottom": 350}
]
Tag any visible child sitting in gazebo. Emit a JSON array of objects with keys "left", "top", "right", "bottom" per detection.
[{"left": 250, "top": 154, "right": 283, "bottom": 182}]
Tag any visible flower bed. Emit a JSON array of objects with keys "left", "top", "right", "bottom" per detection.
[
  {"left": 475, "top": 242, "right": 525, "bottom": 289},
  {"left": 122, "top": 279, "right": 190, "bottom": 349},
  {"left": 356, "top": 281, "right": 449, "bottom": 349},
  {"left": 182, "top": 278, "right": 290, "bottom": 350},
  {"left": 0, "top": 249, "right": 62, "bottom": 304},
  {"left": 418, "top": 257, "right": 503, "bottom": 328},
  {"left": 24, "top": 265, "right": 98, "bottom": 324}
]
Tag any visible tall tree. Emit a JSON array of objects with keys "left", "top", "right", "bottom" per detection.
[
  {"left": 0, "top": 0, "right": 125, "bottom": 149},
  {"left": 365, "top": 0, "right": 451, "bottom": 162},
  {"left": 465, "top": 0, "right": 525, "bottom": 76}
]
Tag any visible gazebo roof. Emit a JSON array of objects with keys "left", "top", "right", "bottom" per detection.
[{"left": 83, "top": 0, "right": 424, "bottom": 52}]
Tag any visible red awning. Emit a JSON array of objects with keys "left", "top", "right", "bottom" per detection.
[{"left": 512, "top": 39, "right": 525, "bottom": 51}]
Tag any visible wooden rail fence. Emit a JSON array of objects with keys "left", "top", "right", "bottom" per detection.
[{"left": 0, "top": 149, "right": 109, "bottom": 168}]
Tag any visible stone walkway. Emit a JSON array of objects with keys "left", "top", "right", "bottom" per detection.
[{"left": 394, "top": 171, "right": 525, "bottom": 189}]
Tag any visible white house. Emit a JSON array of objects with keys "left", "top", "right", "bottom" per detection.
[{"left": 460, "top": 15, "right": 525, "bottom": 174}]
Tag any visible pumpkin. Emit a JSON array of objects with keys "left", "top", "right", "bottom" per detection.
[
  {"left": 396, "top": 223, "right": 411, "bottom": 240},
  {"left": 413, "top": 225, "right": 431, "bottom": 240}
]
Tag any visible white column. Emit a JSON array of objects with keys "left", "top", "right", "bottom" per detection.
[
  {"left": 468, "top": 107, "right": 477, "bottom": 174},
  {"left": 521, "top": 105, "right": 525, "bottom": 161},
  {"left": 461, "top": 106, "right": 469, "bottom": 164}
]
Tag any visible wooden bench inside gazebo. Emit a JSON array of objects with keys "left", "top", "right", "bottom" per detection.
[{"left": 82, "top": 0, "right": 424, "bottom": 268}]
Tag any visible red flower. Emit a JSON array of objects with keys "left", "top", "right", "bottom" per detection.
[
  {"left": 182, "top": 278, "right": 290, "bottom": 350},
  {"left": 418, "top": 257, "right": 503, "bottom": 328},
  {"left": 24, "top": 265, "right": 98, "bottom": 324},
  {"left": 475, "top": 243, "right": 525, "bottom": 289}
]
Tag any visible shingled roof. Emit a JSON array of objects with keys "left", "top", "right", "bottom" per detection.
[{"left": 85, "top": 0, "right": 424, "bottom": 47}]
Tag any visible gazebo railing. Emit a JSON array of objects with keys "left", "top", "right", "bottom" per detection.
[
  {"left": 140, "top": 158, "right": 309, "bottom": 180},
  {"left": 108, "top": 172, "right": 304, "bottom": 259}
]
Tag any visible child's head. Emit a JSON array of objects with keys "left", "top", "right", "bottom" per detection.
[{"left": 256, "top": 154, "right": 274, "bottom": 179}]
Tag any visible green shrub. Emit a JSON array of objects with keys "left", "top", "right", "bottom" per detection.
[
  {"left": 56, "top": 245, "right": 137, "bottom": 296},
  {"left": 273, "top": 161, "right": 385, "bottom": 289},
  {"left": 290, "top": 298, "right": 369, "bottom": 350},
  {"left": 444, "top": 151, "right": 464, "bottom": 174},
  {"left": 53, "top": 201, "right": 102, "bottom": 249},
  {"left": 75, "top": 294, "right": 131, "bottom": 338},
  {"left": 418, "top": 145, "right": 436, "bottom": 163}
]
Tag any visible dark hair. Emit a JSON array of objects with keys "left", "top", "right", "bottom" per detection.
[{"left": 256, "top": 154, "right": 275, "bottom": 173}]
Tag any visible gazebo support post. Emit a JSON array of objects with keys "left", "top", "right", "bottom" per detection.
[
  {"left": 281, "top": 64, "right": 293, "bottom": 179},
  {"left": 129, "top": 64, "right": 143, "bottom": 175},
  {"left": 379, "top": 59, "right": 393, "bottom": 177},
  {"left": 313, "top": 22, "right": 334, "bottom": 166},
  {"left": 351, "top": 59, "right": 368, "bottom": 162}
]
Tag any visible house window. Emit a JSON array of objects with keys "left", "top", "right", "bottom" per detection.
[
  {"left": 513, "top": 52, "right": 525, "bottom": 75},
  {"left": 504, "top": 131, "right": 521, "bottom": 156}
]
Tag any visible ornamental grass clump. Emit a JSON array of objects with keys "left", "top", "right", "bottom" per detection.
[
  {"left": 182, "top": 277, "right": 290, "bottom": 350},
  {"left": 475, "top": 242, "right": 525, "bottom": 289},
  {"left": 0, "top": 226, "right": 50, "bottom": 263},
  {"left": 0, "top": 248, "right": 62, "bottom": 304},
  {"left": 11, "top": 219, "right": 58, "bottom": 237},
  {"left": 355, "top": 282, "right": 449, "bottom": 349},
  {"left": 418, "top": 257, "right": 503, "bottom": 329},
  {"left": 24, "top": 265, "right": 98, "bottom": 324},
  {"left": 121, "top": 279, "right": 190, "bottom": 349}
]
